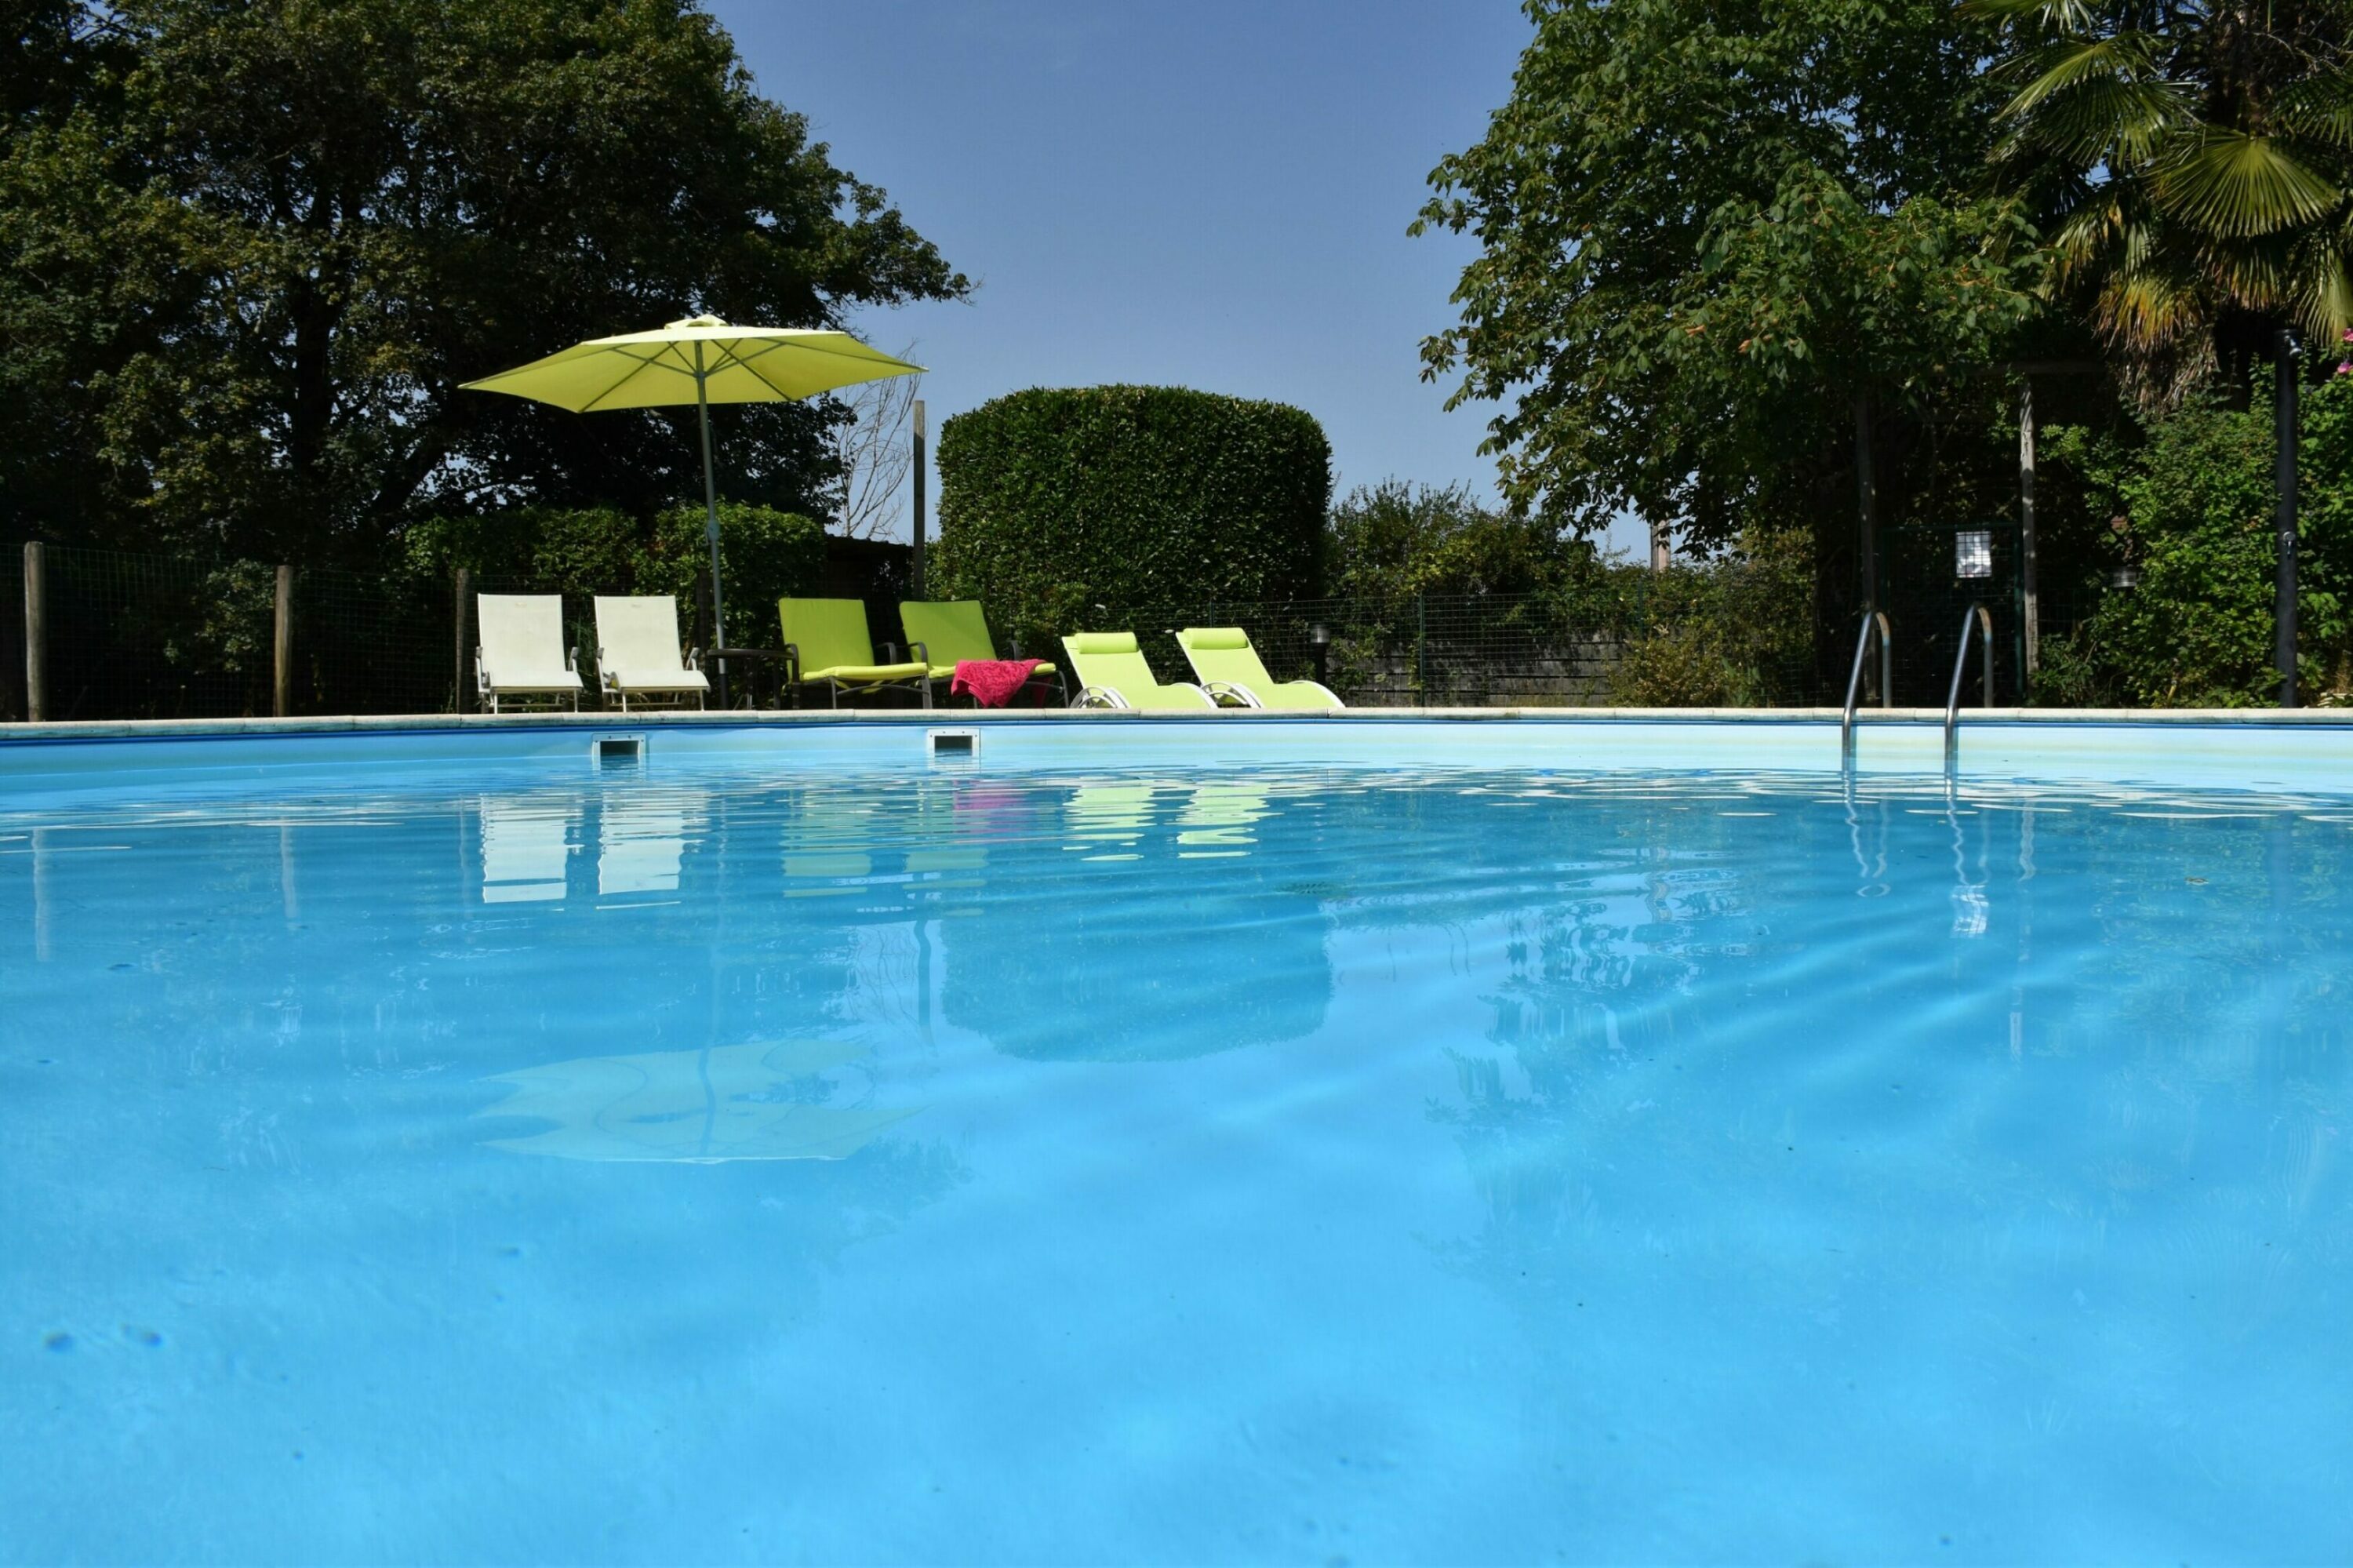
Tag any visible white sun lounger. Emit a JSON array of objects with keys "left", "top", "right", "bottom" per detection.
[
  {"left": 593, "top": 595, "right": 709, "bottom": 711},
  {"left": 476, "top": 594, "right": 582, "bottom": 713}
]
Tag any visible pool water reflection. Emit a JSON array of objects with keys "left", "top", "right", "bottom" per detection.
[{"left": 1, "top": 765, "right": 2348, "bottom": 1563}]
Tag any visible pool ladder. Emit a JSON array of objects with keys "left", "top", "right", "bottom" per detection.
[
  {"left": 1839, "top": 609, "right": 1890, "bottom": 767},
  {"left": 1943, "top": 603, "right": 1995, "bottom": 771}
]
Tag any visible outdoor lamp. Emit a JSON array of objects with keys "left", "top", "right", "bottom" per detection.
[{"left": 1309, "top": 623, "right": 1332, "bottom": 686}]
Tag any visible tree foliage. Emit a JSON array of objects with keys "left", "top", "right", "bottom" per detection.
[
  {"left": 0, "top": 0, "right": 964, "bottom": 562},
  {"left": 1969, "top": 0, "right": 2353, "bottom": 402},
  {"left": 1414, "top": 0, "right": 2043, "bottom": 549}
]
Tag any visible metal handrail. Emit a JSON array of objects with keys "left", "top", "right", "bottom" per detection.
[
  {"left": 1944, "top": 603, "right": 1995, "bottom": 767},
  {"left": 1840, "top": 609, "right": 1891, "bottom": 762}
]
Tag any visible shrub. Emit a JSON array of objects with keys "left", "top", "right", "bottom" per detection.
[
  {"left": 933, "top": 386, "right": 1331, "bottom": 646},
  {"left": 406, "top": 502, "right": 825, "bottom": 648},
  {"left": 2046, "top": 377, "right": 2353, "bottom": 707},
  {"left": 1325, "top": 480, "right": 1590, "bottom": 601},
  {"left": 1607, "top": 528, "right": 1817, "bottom": 706}
]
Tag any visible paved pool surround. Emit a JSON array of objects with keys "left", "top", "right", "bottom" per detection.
[{"left": 2, "top": 707, "right": 2350, "bottom": 799}]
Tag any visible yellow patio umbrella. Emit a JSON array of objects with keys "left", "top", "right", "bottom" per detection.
[{"left": 460, "top": 315, "right": 922, "bottom": 661}]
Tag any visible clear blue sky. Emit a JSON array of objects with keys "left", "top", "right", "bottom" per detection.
[{"left": 709, "top": 1, "right": 1643, "bottom": 557}]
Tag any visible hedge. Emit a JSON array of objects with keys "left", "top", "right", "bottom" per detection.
[
  {"left": 406, "top": 501, "right": 826, "bottom": 648},
  {"left": 932, "top": 385, "right": 1331, "bottom": 647}
]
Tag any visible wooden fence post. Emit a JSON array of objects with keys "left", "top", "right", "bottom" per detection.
[
  {"left": 453, "top": 568, "right": 471, "bottom": 713},
  {"left": 23, "top": 542, "right": 45, "bottom": 722},
  {"left": 273, "top": 565, "right": 295, "bottom": 718}
]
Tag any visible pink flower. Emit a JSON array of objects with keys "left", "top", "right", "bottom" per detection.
[{"left": 2338, "top": 362, "right": 2351, "bottom": 374}]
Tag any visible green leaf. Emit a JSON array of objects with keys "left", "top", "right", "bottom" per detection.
[{"left": 2151, "top": 129, "right": 2342, "bottom": 238}]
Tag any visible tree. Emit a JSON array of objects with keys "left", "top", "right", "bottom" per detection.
[
  {"left": 830, "top": 347, "right": 922, "bottom": 541},
  {"left": 1413, "top": 0, "right": 2045, "bottom": 551},
  {"left": 1969, "top": 0, "right": 2353, "bottom": 405},
  {"left": 0, "top": 0, "right": 966, "bottom": 562}
]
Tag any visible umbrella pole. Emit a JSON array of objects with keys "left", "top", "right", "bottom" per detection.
[{"left": 694, "top": 351, "right": 729, "bottom": 707}]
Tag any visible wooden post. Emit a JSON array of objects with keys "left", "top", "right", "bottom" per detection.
[
  {"left": 911, "top": 398, "right": 928, "bottom": 599},
  {"left": 2018, "top": 379, "right": 2040, "bottom": 682},
  {"left": 22, "top": 542, "right": 45, "bottom": 722},
  {"left": 1649, "top": 519, "right": 1670, "bottom": 573},
  {"left": 273, "top": 565, "right": 294, "bottom": 718},
  {"left": 453, "top": 568, "right": 471, "bottom": 713}
]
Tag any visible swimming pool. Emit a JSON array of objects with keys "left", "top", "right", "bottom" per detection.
[{"left": 2, "top": 719, "right": 2348, "bottom": 1563}]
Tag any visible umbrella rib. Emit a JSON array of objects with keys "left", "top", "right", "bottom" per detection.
[
  {"left": 727, "top": 337, "right": 916, "bottom": 371},
  {"left": 579, "top": 344, "right": 700, "bottom": 413},
  {"left": 708, "top": 338, "right": 917, "bottom": 401}
]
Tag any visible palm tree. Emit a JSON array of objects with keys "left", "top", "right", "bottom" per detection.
[{"left": 1968, "top": 0, "right": 2353, "bottom": 404}]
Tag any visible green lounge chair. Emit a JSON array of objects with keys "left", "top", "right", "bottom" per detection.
[
  {"left": 778, "top": 598, "right": 931, "bottom": 708},
  {"left": 898, "top": 599, "right": 1064, "bottom": 704},
  {"left": 1061, "top": 632, "right": 1216, "bottom": 711},
  {"left": 1174, "top": 627, "right": 1344, "bottom": 711}
]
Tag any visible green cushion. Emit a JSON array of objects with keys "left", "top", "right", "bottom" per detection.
[
  {"left": 925, "top": 659, "right": 1054, "bottom": 678},
  {"left": 1177, "top": 626, "right": 1252, "bottom": 651},
  {"left": 802, "top": 661, "right": 928, "bottom": 685}
]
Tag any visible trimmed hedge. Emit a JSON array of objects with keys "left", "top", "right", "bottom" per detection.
[
  {"left": 933, "top": 385, "right": 1331, "bottom": 646},
  {"left": 406, "top": 501, "right": 826, "bottom": 648}
]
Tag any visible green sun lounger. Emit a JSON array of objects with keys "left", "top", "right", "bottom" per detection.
[
  {"left": 778, "top": 598, "right": 930, "bottom": 708},
  {"left": 1174, "top": 627, "right": 1344, "bottom": 710},
  {"left": 1061, "top": 632, "right": 1216, "bottom": 711},
  {"left": 898, "top": 599, "right": 1064, "bottom": 703}
]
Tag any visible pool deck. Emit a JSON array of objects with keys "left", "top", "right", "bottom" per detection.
[
  {"left": 2, "top": 705, "right": 2350, "bottom": 799},
  {"left": 6, "top": 704, "right": 2352, "bottom": 740}
]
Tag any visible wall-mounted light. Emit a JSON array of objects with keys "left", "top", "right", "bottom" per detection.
[{"left": 1955, "top": 529, "right": 1994, "bottom": 580}]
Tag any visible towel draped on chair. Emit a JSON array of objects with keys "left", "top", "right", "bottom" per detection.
[{"left": 951, "top": 658, "right": 1042, "bottom": 708}]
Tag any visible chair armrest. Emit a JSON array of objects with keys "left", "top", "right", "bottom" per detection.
[
  {"left": 567, "top": 646, "right": 579, "bottom": 674},
  {"left": 780, "top": 642, "right": 802, "bottom": 684},
  {"left": 686, "top": 646, "right": 700, "bottom": 670},
  {"left": 908, "top": 641, "right": 929, "bottom": 670}
]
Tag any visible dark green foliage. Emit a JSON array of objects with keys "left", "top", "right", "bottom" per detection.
[
  {"left": 407, "top": 501, "right": 824, "bottom": 649},
  {"left": 1968, "top": 0, "right": 2353, "bottom": 402},
  {"left": 1326, "top": 481, "right": 1592, "bottom": 600},
  {"left": 0, "top": 0, "right": 963, "bottom": 562},
  {"left": 932, "top": 386, "right": 1331, "bottom": 646},
  {"left": 1414, "top": 0, "right": 2043, "bottom": 549},
  {"left": 1609, "top": 529, "right": 1819, "bottom": 706},
  {"left": 2043, "top": 375, "right": 2353, "bottom": 705},
  {"left": 1321, "top": 479, "right": 1817, "bottom": 706}
]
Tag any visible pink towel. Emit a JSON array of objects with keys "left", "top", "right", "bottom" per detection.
[{"left": 951, "top": 658, "right": 1041, "bottom": 708}]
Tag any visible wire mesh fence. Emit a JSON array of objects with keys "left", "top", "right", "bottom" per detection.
[{"left": 3, "top": 538, "right": 1847, "bottom": 720}]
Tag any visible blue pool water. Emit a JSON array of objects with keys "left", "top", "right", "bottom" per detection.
[{"left": 2, "top": 752, "right": 2348, "bottom": 1563}]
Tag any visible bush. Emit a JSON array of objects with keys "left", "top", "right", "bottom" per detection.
[
  {"left": 1607, "top": 528, "right": 1817, "bottom": 706},
  {"left": 1325, "top": 480, "right": 1590, "bottom": 601},
  {"left": 406, "top": 502, "right": 825, "bottom": 648},
  {"left": 933, "top": 385, "right": 1331, "bottom": 646},
  {"left": 2046, "top": 377, "right": 2353, "bottom": 707}
]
